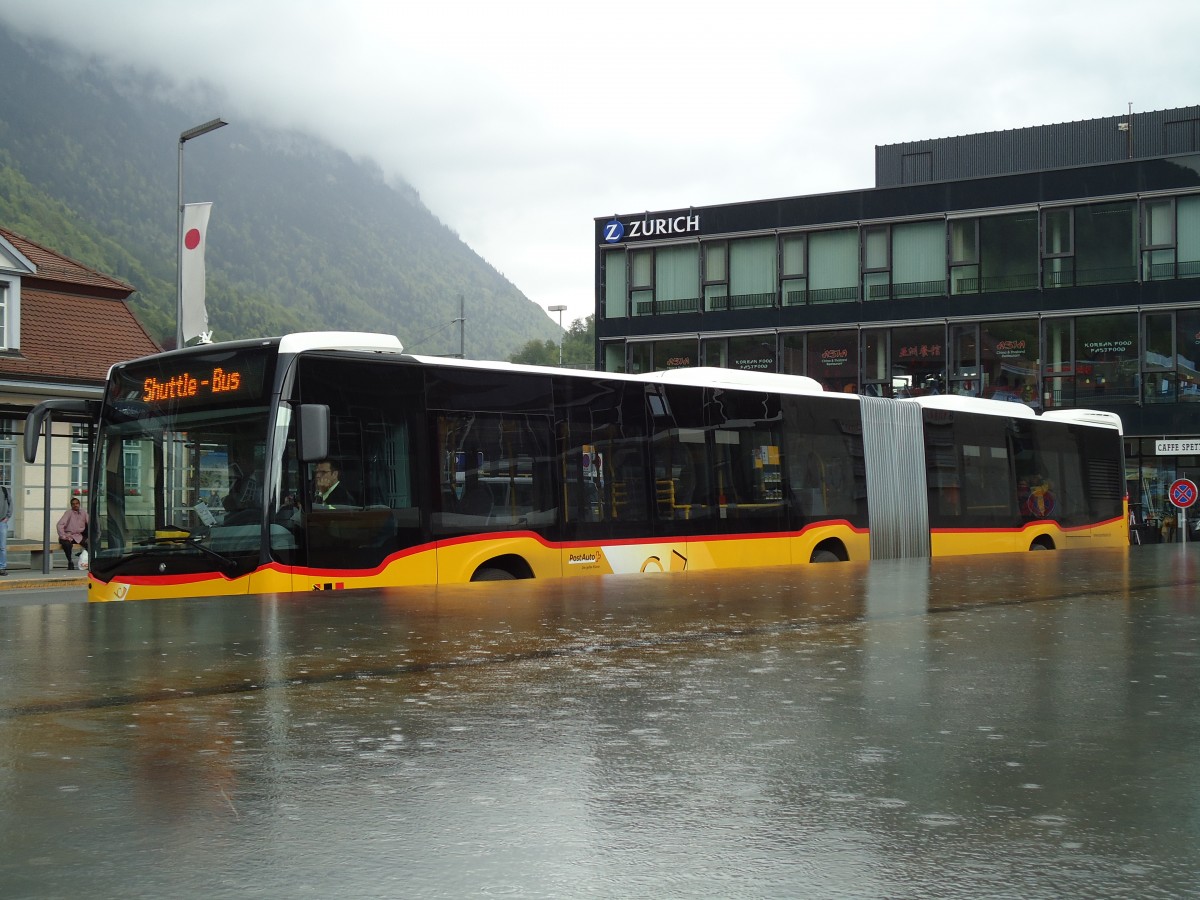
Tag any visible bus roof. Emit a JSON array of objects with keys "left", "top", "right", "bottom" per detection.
[
  {"left": 908, "top": 394, "right": 1039, "bottom": 419},
  {"left": 646, "top": 366, "right": 826, "bottom": 395},
  {"left": 278, "top": 332, "right": 404, "bottom": 355}
]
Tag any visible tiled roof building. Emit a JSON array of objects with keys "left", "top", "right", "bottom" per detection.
[{"left": 0, "top": 227, "right": 160, "bottom": 553}]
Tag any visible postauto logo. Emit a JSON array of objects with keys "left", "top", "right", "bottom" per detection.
[{"left": 603, "top": 214, "right": 701, "bottom": 243}]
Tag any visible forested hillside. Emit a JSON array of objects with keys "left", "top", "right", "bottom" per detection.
[{"left": 0, "top": 25, "right": 559, "bottom": 358}]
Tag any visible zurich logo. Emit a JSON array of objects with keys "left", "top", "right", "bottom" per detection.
[{"left": 603, "top": 219, "right": 625, "bottom": 243}]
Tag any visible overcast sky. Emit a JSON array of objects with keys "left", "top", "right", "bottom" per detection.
[{"left": 3, "top": 0, "right": 1199, "bottom": 327}]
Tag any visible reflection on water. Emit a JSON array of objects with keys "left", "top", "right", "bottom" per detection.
[{"left": 1, "top": 546, "right": 1198, "bottom": 898}]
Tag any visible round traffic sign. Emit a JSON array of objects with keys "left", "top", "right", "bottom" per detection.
[{"left": 1169, "top": 477, "right": 1197, "bottom": 509}]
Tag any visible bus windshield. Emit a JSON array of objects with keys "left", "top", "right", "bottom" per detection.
[{"left": 90, "top": 345, "right": 278, "bottom": 579}]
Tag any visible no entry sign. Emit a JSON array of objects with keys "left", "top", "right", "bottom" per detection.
[{"left": 1169, "top": 478, "right": 1198, "bottom": 509}]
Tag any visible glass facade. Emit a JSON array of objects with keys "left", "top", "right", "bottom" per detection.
[{"left": 595, "top": 163, "right": 1200, "bottom": 531}]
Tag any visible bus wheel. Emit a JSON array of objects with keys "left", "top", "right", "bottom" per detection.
[
  {"left": 810, "top": 549, "right": 841, "bottom": 563},
  {"left": 1029, "top": 539, "right": 1054, "bottom": 551},
  {"left": 471, "top": 567, "right": 517, "bottom": 581}
]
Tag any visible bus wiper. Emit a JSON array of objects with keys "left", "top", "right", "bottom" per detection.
[{"left": 147, "top": 524, "right": 241, "bottom": 575}]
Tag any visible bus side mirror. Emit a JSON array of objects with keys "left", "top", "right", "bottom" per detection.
[
  {"left": 23, "top": 399, "right": 98, "bottom": 463},
  {"left": 298, "top": 403, "right": 329, "bottom": 462}
]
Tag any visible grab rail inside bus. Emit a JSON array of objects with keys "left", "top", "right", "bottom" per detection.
[{"left": 23, "top": 399, "right": 99, "bottom": 463}]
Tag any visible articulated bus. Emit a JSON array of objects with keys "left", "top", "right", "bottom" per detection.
[{"left": 24, "top": 332, "right": 1128, "bottom": 602}]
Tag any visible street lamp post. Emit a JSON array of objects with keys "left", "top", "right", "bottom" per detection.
[
  {"left": 548, "top": 304, "right": 567, "bottom": 366},
  {"left": 177, "top": 118, "right": 228, "bottom": 348}
]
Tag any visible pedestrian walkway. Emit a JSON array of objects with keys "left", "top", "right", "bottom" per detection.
[{"left": 0, "top": 567, "right": 88, "bottom": 590}]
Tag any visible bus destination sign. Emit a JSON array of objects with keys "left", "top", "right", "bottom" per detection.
[
  {"left": 142, "top": 367, "right": 243, "bottom": 403},
  {"left": 116, "top": 350, "right": 270, "bottom": 408}
]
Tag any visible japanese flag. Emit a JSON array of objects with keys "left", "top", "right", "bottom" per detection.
[{"left": 180, "top": 202, "right": 213, "bottom": 343}]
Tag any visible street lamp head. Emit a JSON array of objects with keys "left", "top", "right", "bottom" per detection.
[
  {"left": 181, "top": 118, "right": 228, "bottom": 144},
  {"left": 548, "top": 304, "right": 567, "bottom": 313}
]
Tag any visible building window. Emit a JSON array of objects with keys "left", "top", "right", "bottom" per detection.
[
  {"left": 1142, "top": 198, "right": 1176, "bottom": 280},
  {"left": 805, "top": 330, "right": 858, "bottom": 393},
  {"left": 0, "top": 281, "right": 7, "bottom": 348},
  {"left": 780, "top": 234, "right": 806, "bottom": 307},
  {"left": 1044, "top": 314, "right": 1139, "bottom": 407},
  {"left": 727, "top": 237, "right": 776, "bottom": 310},
  {"left": 807, "top": 228, "right": 859, "bottom": 304},
  {"left": 1076, "top": 202, "right": 1136, "bottom": 285},
  {"left": 603, "top": 249, "right": 627, "bottom": 319},
  {"left": 1145, "top": 195, "right": 1200, "bottom": 280},
  {"left": 863, "top": 221, "right": 946, "bottom": 301},
  {"left": 952, "top": 319, "right": 1039, "bottom": 404},
  {"left": 630, "top": 248, "right": 654, "bottom": 316},
  {"left": 1044, "top": 202, "right": 1137, "bottom": 288},
  {"left": 702, "top": 334, "right": 777, "bottom": 371},
  {"left": 602, "top": 342, "right": 626, "bottom": 373},
  {"left": 625, "top": 245, "right": 702, "bottom": 317},
  {"left": 1180, "top": 196, "right": 1200, "bottom": 276},
  {"left": 655, "top": 245, "right": 700, "bottom": 315},
  {"left": 71, "top": 424, "right": 90, "bottom": 494},
  {"left": 1142, "top": 308, "right": 1200, "bottom": 402},
  {"left": 0, "top": 419, "right": 13, "bottom": 487},
  {"left": 1042, "top": 318, "right": 1074, "bottom": 407},
  {"left": 862, "top": 325, "right": 945, "bottom": 396},
  {"left": 1075, "top": 313, "right": 1138, "bottom": 404},
  {"left": 627, "top": 338, "right": 697, "bottom": 374},
  {"left": 861, "top": 225, "right": 890, "bottom": 300},
  {"left": 703, "top": 241, "right": 728, "bottom": 311},
  {"left": 978, "top": 212, "right": 1039, "bottom": 293},
  {"left": 892, "top": 220, "right": 946, "bottom": 299},
  {"left": 948, "top": 219, "right": 979, "bottom": 295},
  {"left": 1042, "top": 207, "right": 1074, "bottom": 288}
]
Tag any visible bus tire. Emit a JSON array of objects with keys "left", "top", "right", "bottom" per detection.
[
  {"left": 471, "top": 567, "right": 517, "bottom": 581},
  {"left": 1029, "top": 539, "right": 1054, "bottom": 551},
  {"left": 810, "top": 549, "right": 841, "bottom": 563}
]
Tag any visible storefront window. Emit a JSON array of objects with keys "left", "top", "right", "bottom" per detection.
[
  {"left": 653, "top": 338, "right": 697, "bottom": 372},
  {"left": 980, "top": 319, "right": 1039, "bottom": 408},
  {"left": 1075, "top": 313, "right": 1138, "bottom": 404},
  {"left": 1042, "top": 318, "right": 1074, "bottom": 408},
  {"left": 890, "top": 324, "right": 945, "bottom": 396},
  {"left": 807, "top": 330, "right": 858, "bottom": 394}
]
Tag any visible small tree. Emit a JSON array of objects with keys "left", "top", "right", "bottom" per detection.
[
  {"left": 509, "top": 338, "right": 559, "bottom": 366},
  {"left": 508, "top": 315, "right": 596, "bottom": 368}
]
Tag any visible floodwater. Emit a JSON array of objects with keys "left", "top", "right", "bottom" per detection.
[{"left": 2, "top": 546, "right": 1199, "bottom": 899}]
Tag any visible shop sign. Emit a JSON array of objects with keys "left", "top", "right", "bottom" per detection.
[
  {"left": 1156, "top": 439, "right": 1200, "bottom": 455},
  {"left": 603, "top": 215, "right": 701, "bottom": 243},
  {"left": 1082, "top": 339, "right": 1133, "bottom": 355},
  {"left": 817, "top": 348, "right": 850, "bottom": 368},
  {"left": 994, "top": 339, "right": 1027, "bottom": 359}
]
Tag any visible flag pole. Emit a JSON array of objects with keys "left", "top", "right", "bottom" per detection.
[{"left": 176, "top": 118, "right": 227, "bottom": 348}]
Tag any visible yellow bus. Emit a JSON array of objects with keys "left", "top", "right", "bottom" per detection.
[{"left": 24, "top": 332, "right": 1128, "bottom": 602}]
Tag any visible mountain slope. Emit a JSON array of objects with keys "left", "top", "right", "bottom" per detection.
[{"left": 0, "top": 24, "right": 558, "bottom": 358}]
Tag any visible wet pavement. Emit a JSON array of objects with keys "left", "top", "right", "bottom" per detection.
[{"left": 1, "top": 545, "right": 1199, "bottom": 898}]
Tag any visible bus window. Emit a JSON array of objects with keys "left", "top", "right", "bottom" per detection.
[
  {"left": 295, "top": 356, "right": 424, "bottom": 570},
  {"left": 432, "top": 411, "right": 556, "bottom": 535},
  {"left": 707, "top": 385, "right": 787, "bottom": 532},
  {"left": 559, "top": 377, "right": 651, "bottom": 536},
  {"left": 782, "top": 395, "right": 867, "bottom": 526}
]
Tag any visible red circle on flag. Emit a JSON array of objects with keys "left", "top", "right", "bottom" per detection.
[{"left": 184, "top": 228, "right": 202, "bottom": 250}]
